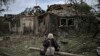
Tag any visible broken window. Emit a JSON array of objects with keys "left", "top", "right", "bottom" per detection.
[
  {"left": 68, "top": 19, "right": 74, "bottom": 26},
  {"left": 60, "top": 18, "right": 66, "bottom": 26},
  {"left": 16, "top": 20, "right": 20, "bottom": 27}
]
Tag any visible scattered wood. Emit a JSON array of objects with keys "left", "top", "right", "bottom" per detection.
[
  {"left": 60, "top": 41, "right": 68, "bottom": 45},
  {"left": 0, "top": 38, "right": 3, "bottom": 41},
  {"left": 97, "top": 47, "right": 100, "bottom": 55},
  {"left": 3, "top": 37, "right": 10, "bottom": 41},
  {"left": 29, "top": 47, "right": 84, "bottom": 56},
  {"left": 0, "top": 52, "right": 10, "bottom": 56},
  {"left": 95, "top": 16, "right": 100, "bottom": 21}
]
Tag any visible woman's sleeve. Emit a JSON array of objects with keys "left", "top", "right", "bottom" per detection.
[
  {"left": 43, "top": 40, "right": 48, "bottom": 47},
  {"left": 54, "top": 39, "right": 60, "bottom": 48}
]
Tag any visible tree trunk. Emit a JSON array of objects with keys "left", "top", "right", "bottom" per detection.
[{"left": 29, "top": 47, "right": 83, "bottom": 56}]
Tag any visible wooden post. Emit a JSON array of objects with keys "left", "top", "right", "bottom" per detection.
[{"left": 29, "top": 47, "right": 84, "bottom": 56}]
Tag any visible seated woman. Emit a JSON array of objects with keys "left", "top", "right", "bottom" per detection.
[{"left": 40, "top": 33, "right": 60, "bottom": 56}]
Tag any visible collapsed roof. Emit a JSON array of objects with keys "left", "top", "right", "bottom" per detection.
[
  {"left": 47, "top": 4, "right": 92, "bottom": 17},
  {"left": 47, "top": 4, "right": 73, "bottom": 11},
  {"left": 20, "top": 6, "right": 45, "bottom": 16}
]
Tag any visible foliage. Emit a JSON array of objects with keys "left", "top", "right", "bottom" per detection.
[
  {"left": 97, "top": 0, "right": 100, "bottom": 6},
  {"left": 76, "top": 2, "right": 92, "bottom": 13},
  {"left": 68, "top": 0, "right": 92, "bottom": 14},
  {"left": 97, "top": 0, "right": 100, "bottom": 15},
  {"left": 0, "top": 17, "right": 9, "bottom": 35},
  {"left": 0, "top": 0, "right": 15, "bottom": 12}
]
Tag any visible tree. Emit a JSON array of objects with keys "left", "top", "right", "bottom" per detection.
[
  {"left": 97, "top": 0, "right": 100, "bottom": 16},
  {"left": 68, "top": 0, "right": 92, "bottom": 15},
  {"left": 0, "top": 0, "right": 15, "bottom": 13},
  {"left": 0, "top": 16, "right": 9, "bottom": 35}
]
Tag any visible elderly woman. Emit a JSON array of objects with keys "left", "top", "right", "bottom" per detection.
[{"left": 41, "top": 33, "right": 60, "bottom": 56}]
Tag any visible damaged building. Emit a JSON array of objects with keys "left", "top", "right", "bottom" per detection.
[
  {"left": 4, "top": 6, "right": 45, "bottom": 34},
  {"left": 5, "top": 14, "right": 34, "bottom": 34},
  {"left": 4, "top": 4, "right": 100, "bottom": 36},
  {"left": 31, "top": 4, "right": 98, "bottom": 35}
]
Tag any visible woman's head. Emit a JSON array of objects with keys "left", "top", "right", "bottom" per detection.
[{"left": 48, "top": 33, "right": 54, "bottom": 39}]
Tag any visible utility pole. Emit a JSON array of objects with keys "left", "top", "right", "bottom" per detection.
[{"left": 65, "top": 0, "right": 67, "bottom": 4}]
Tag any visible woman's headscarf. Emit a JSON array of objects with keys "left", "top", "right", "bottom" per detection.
[{"left": 47, "top": 33, "right": 54, "bottom": 39}]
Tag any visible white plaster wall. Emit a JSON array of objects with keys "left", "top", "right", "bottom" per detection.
[{"left": 19, "top": 16, "right": 34, "bottom": 33}]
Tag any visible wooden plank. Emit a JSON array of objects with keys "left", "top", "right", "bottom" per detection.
[{"left": 29, "top": 47, "right": 84, "bottom": 56}]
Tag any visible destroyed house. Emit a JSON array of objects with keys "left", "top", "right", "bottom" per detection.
[
  {"left": 34, "top": 13, "right": 59, "bottom": 35},
  {"left": 5, "top": 13, "right": 34, "bottom": 34},
  {"left": 4, "top": 14, "right": 20, "bottom": 33},
  {"left": 4, "top": 4, "right": 99, "bottom": 35},
  {"left": 46, "top": 4, "right": 98, "bottom": 33},
  {"left": 4, "top": 6, "right": 45, "bottom": 34}
]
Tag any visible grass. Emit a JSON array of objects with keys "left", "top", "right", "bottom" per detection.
[
  {"left": 58, "top": 33, "right": 98, "bottom": 56},
  {"left": 0, "top": 33, "right": 98, "bottom": 56},
  {"left": 0, "top": 35, "right": 44, "bottom": 56}
]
